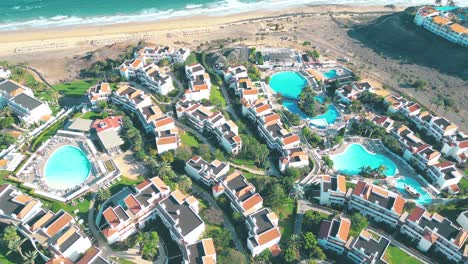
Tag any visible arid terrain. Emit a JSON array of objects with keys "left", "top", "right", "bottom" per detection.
[{"left": 0, "top": 5, "right": 466, "bottom": 129}]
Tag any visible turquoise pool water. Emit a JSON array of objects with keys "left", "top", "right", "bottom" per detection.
[
  {"left": 323, "top": 69, "right": 338, "bottom": 79},
  {"left": 314, "top": 95, "right": 326, "bottom": 104},
  {"left": 282, "top": 100, "right": 309, "bottom": 119},
  {"left": 310, "top": 104, "right": 340, "bottom": 125},
  {"left": 435, "top": 6, "right": 458, "bottom": 11},
  {"left": 331, "top": 143, "right": 397, "bottom": 176},
  {"left": 44, "top": 146, "right": 91, "bottom": 190},
  {"left": 269, "top": 71, "right": 307, "bottom": 99},
  {"left": 395, "top": 177, "right": 432, "bottom": 205}
]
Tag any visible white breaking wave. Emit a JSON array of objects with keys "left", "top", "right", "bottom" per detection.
[{"left": 0, "top": 0, "right": 466, "bottom": 31}]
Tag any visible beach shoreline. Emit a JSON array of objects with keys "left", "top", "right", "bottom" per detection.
[{"left": 0, "top": 5, "right": 402, "bottom": 56}]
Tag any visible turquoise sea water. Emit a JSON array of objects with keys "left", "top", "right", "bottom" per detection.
[
  {"left": 395, "top": 177, "right": 432, "bottom": 205},
  {"left": 270, "top": 71, "right": 307, "bottom": 99},
  {"left": 44, "top": 145, "right": 91, "bottom": 190},
  {"left": 331, "top": 143, "right": 397, "bottom": 176},
  {"left": 1, "top": 1, "right": 465, "bottom": 31}
]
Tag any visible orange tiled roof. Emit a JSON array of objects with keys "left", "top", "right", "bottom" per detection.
[
  {"left": 283, "top": 134, "right": 300, "bottom": 145},
  {"left": 269, "top": 244, "right": 282, "bottom": 256},
  {"left": 31, "top": 211, "right": 54, "bottom": 232},
  {"left": 46, "top": 213, "right": 73, "bottom": 237},
  {"left": 338, "top": 217, "right": 351, "bottom": 242},
  {"left": 172, "top": 190, "right": 188, "bottom": 204},
  {"left": 136, "top": 180, "right": 151, "bottom": 190},
  {"left": 17, "top": 200, "right": 38, "bottom": 219},
  {"left": 124, "top": 195, "right": 142, "bottom": 214},
  {"left": 432, "top": 16, "right": 450, "bottom": 25},
  {"left": 337, "top": 175, "right": 346, "bottom": 193},
  {"left": 392, "top": 195, "right": 405, "bottom": 215},
  {"left": 454, "top": 231, "right": 467, "bottom": 248},
  {"left": 103, "top": 208, "right": 120, "bottom": 228},
  {"left": 157, "top": 136, "right": 177, "bottom": 145},
  {"left": 257, "top": 228, "right": 281, "bottom": 246},
  {"left": 151, "top": 177, "right": 169, "bottom": 191},
  {"left": 202, "top": 238, "right": 216, "bottom": 256},
  {"left": 76, "top": 247, "right": 100, "bottom": 264},
  {"left": 241, "top": 193, "right": 262, "bottom": 211},
  {"left": 450, "top": 23, "right": 468, "bottom": 34}
]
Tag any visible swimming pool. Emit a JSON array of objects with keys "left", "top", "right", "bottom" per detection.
[
  {"left": 44, "top": 146, "right": 91, "bottom": 190},
  {"left": 323, "top": 69, "right": 338, "bottom": 79},
  {"left": 310, "top": 104, "right": 340, "bottom": 125},
  {"left": 331, "top": 143, "right": 397, "bottom": 176},
  {"left": 435, "top": 6, "right": 458, "bottom": 11},
  {"left": 269, "top": 71, "right": 307, "bottom": 99},
  {"left": 314, "top": 95, "right": 326, "bottom": 104},
  {"left": 395, "top": 177, "right": 432, "bottom": 205},
  {"left": 282, "top": 100, "right": 309, "bottom": 119}
]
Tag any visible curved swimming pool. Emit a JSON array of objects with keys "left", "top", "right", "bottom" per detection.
[
  {"left": 269, "top": 71, "right": 307, "bottom": 99},
  {"left": 44, "top": 145, "right": 91, "bottom": 190},
  {"left": 331, "top": 143, "right": 397, "bottom": 176},
  {"left": 395, "top": 177, "right": 432, "bottom": 205}
]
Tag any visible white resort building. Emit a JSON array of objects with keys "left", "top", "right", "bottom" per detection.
[
  {"left": 0, "top": 80, "right": 52, "bottom": 124},
  {"left": 414, "top": 6, "right": 468, "bottom": 47}
]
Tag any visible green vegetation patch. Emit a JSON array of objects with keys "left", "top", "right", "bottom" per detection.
[
  {"left": 180, "top": 132, "right": 201, "bottom": 148},
  {"left": 278, "top": 200, "right": 295, "bottom": 242},
  {"left": 384, "top": 244, "right": 423, "bottom": 264},
  {"left": 209, "top": 85, "right": 227, "bottom": 109},
  {"left": 30, "top": 117, "right": 67, "bottom": 151},
  {"left": 53, "top": 79, "right": 95, "bottom": 97},
  {"left": 109, "top": 176, "right": 144, "bottom": 195}
]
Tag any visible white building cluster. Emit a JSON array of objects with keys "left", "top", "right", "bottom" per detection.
[
  {"left": 0, "top": 80, "right": 52, "bottom": 125},
  {"left": 414, "top": 6, "right": 468, "bottom": 47},
  {"left": 119, "top": 46, "right": 191, "bottom": 95},
  {"left": 382, "top": 94, "right": 465, "bottom": 193},
  {"left": 111, "top": 84, "right": 179, "bottom": 153},
  {"left": 0, "top": 184, "right": 110, "bottom": 264},
  {"left": 185, "top": 156, "right": 282, "bottom": 257}
]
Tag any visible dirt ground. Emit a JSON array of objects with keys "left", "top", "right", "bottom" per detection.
[{"left": 0, "top": 6, "right": 466, "bottom": 129}]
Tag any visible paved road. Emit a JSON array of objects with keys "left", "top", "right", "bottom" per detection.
[
  {"left": 191, "top": 184, "right": 247, "bottom": 255},
  {"left": 227, "top": 162, "right": 265, "bottom": 175}
]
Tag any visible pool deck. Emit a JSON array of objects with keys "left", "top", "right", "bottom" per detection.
[{"left": 327, "top": 137, "right": 436, "bottom": 203}]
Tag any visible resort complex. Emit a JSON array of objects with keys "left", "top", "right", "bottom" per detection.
[
  {"left": 414, "top": 6, "right": 468, "bottom": 47},
  {"left": 0, "top": 21, "right": 467, "bottom": 264}
]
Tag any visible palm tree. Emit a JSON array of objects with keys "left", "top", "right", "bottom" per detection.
[
  {"left": 288, "top": 234, "right": 303, "bottom": 252},
  {"left": 97, "top": 188, "right": 111, "bottom": 203},
  {"left": 290, "top": 184, "right": 304, "bottom": 201},
  {"left": 2, "top": 106, "right": 12, "bottom": 117},
  {"left": 434, "top": 0, "right": 442, "bottom": 5},
  {"left": 360, "top": 166, "right": 372, "bottom": 176},
  {"left": 157, "top": 161, "right": 172, "bottom": 177},
  {"left": 22, "top": 250, "right": 37, "bottom": 264},
  {"left": 446, "top": 0, "right": 455, "bottom": 6},
  {"left": 6, "top": 238, "right": 27, "bottom": 258},
  {"left": 377, "top": 165, "right": 387, "bottom": 178}
]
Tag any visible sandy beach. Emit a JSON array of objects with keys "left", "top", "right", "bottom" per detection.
[{"left": 1, "top": 4, "right": 466, "bottom": 129}]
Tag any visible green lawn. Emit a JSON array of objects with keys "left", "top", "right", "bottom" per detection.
[
  {"left": 81, "top": 111, "right": 105, "bottom": 120},
  {"left": 209, "top": 85, "right": 227, "bottom": 108},
  {"left": 278, "top": 199, "right": 296, "bottom": 242},
  {"left": 230, "top": 157, "right": 260, "bottom": 170},
  {"left": 111, "top": 258, "right": 137, "bottom": 264},
  {"left": 180, "top": 132, "right": 200, "bottom": 148},
  {"left": 53, "top": 79, "right": 95, "bottom": 97},
  {"left": 384, "top": 244, "right": 422, "bottom": 264},
  {"left": 109, "top": 176, "right": 144, "bottom": 195}
]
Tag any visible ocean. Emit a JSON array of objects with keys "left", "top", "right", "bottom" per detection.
[{"left": 0, "top": 0, "right": 465, "bottom": 31}]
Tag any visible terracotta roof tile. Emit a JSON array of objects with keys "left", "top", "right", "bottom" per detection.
[
  {"left": 124, "top": 195, "right": 142, "bottom": 214},
  {"left": 257, "top": 228, "right": 281, "bottom": 246},
  {"left": 46, "top": 212, "right": 73, "bottom": 237},
  {"left": 202, "top": 238, "right": 216, "bottom": 256},
  {"left": 241, "top": 193, "right": 263, "bottom": 211}
]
